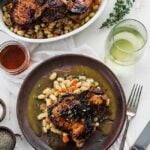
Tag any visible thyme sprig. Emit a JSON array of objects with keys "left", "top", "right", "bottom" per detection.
[{"left": 101, "top": 0, "right": 135, "bottom": 28}]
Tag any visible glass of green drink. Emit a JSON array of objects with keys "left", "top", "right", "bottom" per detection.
[{"left": 105, "top": 19, "right": 148, "bottom": 65}]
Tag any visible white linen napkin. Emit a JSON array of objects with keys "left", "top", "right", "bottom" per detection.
[{"left": 0, "top": 37, "right": 129, "bottom": 150}]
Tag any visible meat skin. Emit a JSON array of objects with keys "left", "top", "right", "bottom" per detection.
[
  {"left": 11, "top": 0, "right": 94, "bottom": 26},
  {"left": 48, "top": 88, "right": 108, "bottom": 147},
  {"left": 68, "top": 0, "right": 93, "bottom": 21},
  {"left": 42, "top": 0, "right": 68, "bottom": 23},
  {"left": 11, "top": 0, "right": 48, "bottom": 26}
]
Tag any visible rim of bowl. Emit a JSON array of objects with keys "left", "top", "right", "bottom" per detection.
[
  {"left": 17, "top": 54, "right": 126, "bottom": 150},
  {"left": 0, "top": 0, "right": 108, "bottom": 43}
]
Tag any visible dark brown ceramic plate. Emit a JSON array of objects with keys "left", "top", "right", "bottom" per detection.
[{"left": 17, "top": 54, "right": 126, "bottom": 150}]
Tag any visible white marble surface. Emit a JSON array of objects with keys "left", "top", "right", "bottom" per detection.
[
  {"left": 74, "top": 0, "right": 150, "bottom": 149},
  {"left": 0, "top": 0, "right": 150, "bottom": 149}
]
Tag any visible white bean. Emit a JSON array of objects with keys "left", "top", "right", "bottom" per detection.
[
  {"left": 49, "top": 72, "right": 57, "bottom": 80},
  {"left": 34, "top": 25, "right": 40, "bottom": 30},
  {"left": 94, "top": 82, "right": 99, "bottom": 86},
  {"left": 57, "top": 77, "right": 64, "bottom": 82},
  {"left": 43, "top": 127, "right": 47, "bottom": 133},
  {"left": 40, "top": 104, "right": 46, "bottom": 110},
  {"left": 78, "top": 75, "right": 86, "bottom": 80},
  {"left": 49, "top": 123, "right": 54, "bottom": 128},
  {"left": 55, "top": 85, "right": 61, "bottom": 91},
  {"left": 94, "top": 117, "right": 98, "bottom": 122},
  {"left": 17, "top": 31, "right": 24, "bottom": 36},
  {"left": 63, "top": 133, "right": 68, "bottom": 136},
  {"left": 43, "top": 88, "right": 51, "bottom": 95},
  {"left": 82, "top": 82, "right": 91, "bottom": 88},
  {"left": 54, "top": 85, "right": 61, "bottom": 91},
  {"left": 50, "top": 89, "right": 55, "bottom": 94},
  {"left": 90, "top": 12, "right": 95, "bottom": 18},
  {"left": 50, "top": 94, "right": 57, "bottom": 101},
  {"left": 86, "top": 78, "right": 94, "bottom": 83},
  {"left": 85, "top": 16, "right": 90, "bottom": 22},
  {"left": 54, "top": 91, "right": 59, "bottom": 97},
  {"left": 46, "top": 99, "right": 52, "bottom": 106},
  {"left": 97, "top": 86, "right": 101, "bottom": 90},
  {"left": 54, "top": 81, "right": 58, "bottom": 85},
  {"left": 106, "top": 98, "right": 110, "bottom": 106},
  {"left": 37, "top": 113, "right": 47, "bottom": 120},
  {"left": 80, "top": 86, "right": 88, "bottom": 91},
  {"left": 95, "top": 122, "right": 100, "bottom": 127},
  {"left": 46, "top": 124, "right": 50, "bottom": 130},
  {"left": 51, "top": 127, "right": 62, "bottom": 135},
  {"left": 76, "top": 82, "right": 81, "bottom": 88},
  {"left": 38, "top": 94, "right": 45, "bottom": 100},
  {"left": 60, "top": 83, "right": 66, "bottom": 89},
  {"left": 54, "top": 81, "right": 61, "bottom": 91},
  {"left": 74, "top": 89, "right": 81, "bottom": 94},
  {"left": 42, "top": 119, "right": 46, "bottom": 127}
]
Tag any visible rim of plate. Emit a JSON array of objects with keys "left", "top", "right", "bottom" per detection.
[{"left": 17, "top": 54, "right": 126, "bottom": 150}]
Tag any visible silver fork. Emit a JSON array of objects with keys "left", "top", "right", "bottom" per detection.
[{"left": 119, "top": 84, "right": 143, "bottom": 150}]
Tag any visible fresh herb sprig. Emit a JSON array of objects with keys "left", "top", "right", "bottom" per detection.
[{"left": 101, "top": 0, "right": 135, "bottom": 28}]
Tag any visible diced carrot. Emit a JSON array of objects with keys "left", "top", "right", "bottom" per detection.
[
  {"left": 72, "top": 80, "right": 78, "bottom": 86},
  {"left": 72, "top": 85, "right": 77, "bottom": 91},
  {"left": 62, "top": 135, "right": 70, "bottom": 143},
  {"left": 61, "top": 88, "right": 67, "bottom": 92}
]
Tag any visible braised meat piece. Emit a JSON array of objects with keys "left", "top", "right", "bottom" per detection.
[
  {"left": 11, "top": 0, "right": 49, "bottom": 26},
  {"left": 42, "top": 0, "right": 68, "bottom": 22},
  {"left": 47, "top": 0, "right": 68, "bottom": 7},
  {"left": 68, "top": 0, "right": 93, "bottom": 21},
  {"left": 11, "top": 0, "right": 93, "bottom": 26},
  {"left": 48, "top": 94, "right": 81, "bottom": 129},
  {"left": 48, "top": 88, "right": 108, "bottom": 147},
  {"left": 11, "top": 0, "right": 68, "bottom": 25}
]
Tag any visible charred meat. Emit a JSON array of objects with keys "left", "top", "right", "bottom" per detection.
[
  {"left": 48, "top": 88, "right": 109, "bottom": 147},
  {"left": 11, "top": 0, "right": 49, "bottom": 26},
  {"left": 11, "top": 0, "right": 94, "bottom": 26},
  {"left": 11, "top": 0, "right": 68, "bottom": 25},
  {"left": 68, "top": 0, "right": 93, "bottom": 21},
  {"left": 42, "top": 0, "right": 68, "bottom": 22}
]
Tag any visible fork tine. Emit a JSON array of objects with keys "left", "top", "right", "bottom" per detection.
[
  {"left": 134, "top": 85, "right": 143, "bottom": 111},
  {"left": 127, "top": 84, "right": 138, "bottom": 107},
  {"left": 129, "top": 84, "right": 139, "bottom": 107},
  {"left": 131, "top": 84, "right": 140, "bottom": 106},
  {"left": 127, "top": 84, "right": 136, "bottom": 106},
  {"left": 132, "top": 85, "right": 140, "bottom": 106}
]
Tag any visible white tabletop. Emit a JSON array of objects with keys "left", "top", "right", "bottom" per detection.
[
  {"left": 74, "top": 0, "right": 150, "bottom": 149},
  {"left": 0, "top": 0, "right": 150, "bottom": 149}
]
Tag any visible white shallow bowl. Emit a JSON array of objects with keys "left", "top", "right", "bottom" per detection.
[{"left": 0, "top": 0, "right": 108, "bottom": 43}]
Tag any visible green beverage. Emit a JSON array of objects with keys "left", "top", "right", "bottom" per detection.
[
  {"left": 109, "top": 27, "right": 144, "bottom": 63},
  {"left": 105, "top": 20, "right": 147, "bottom": 66}
]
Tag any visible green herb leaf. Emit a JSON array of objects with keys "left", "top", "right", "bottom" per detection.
[
  {"left": 0, "top": 0, "right": 9, "bottom": 9},
  {"left": 100, "top": 0, "right": 135, "bottom": 29}
]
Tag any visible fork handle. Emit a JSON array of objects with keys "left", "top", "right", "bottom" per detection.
[{"left": 119, "top": 117, "right": 131, "bottom": 150}]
